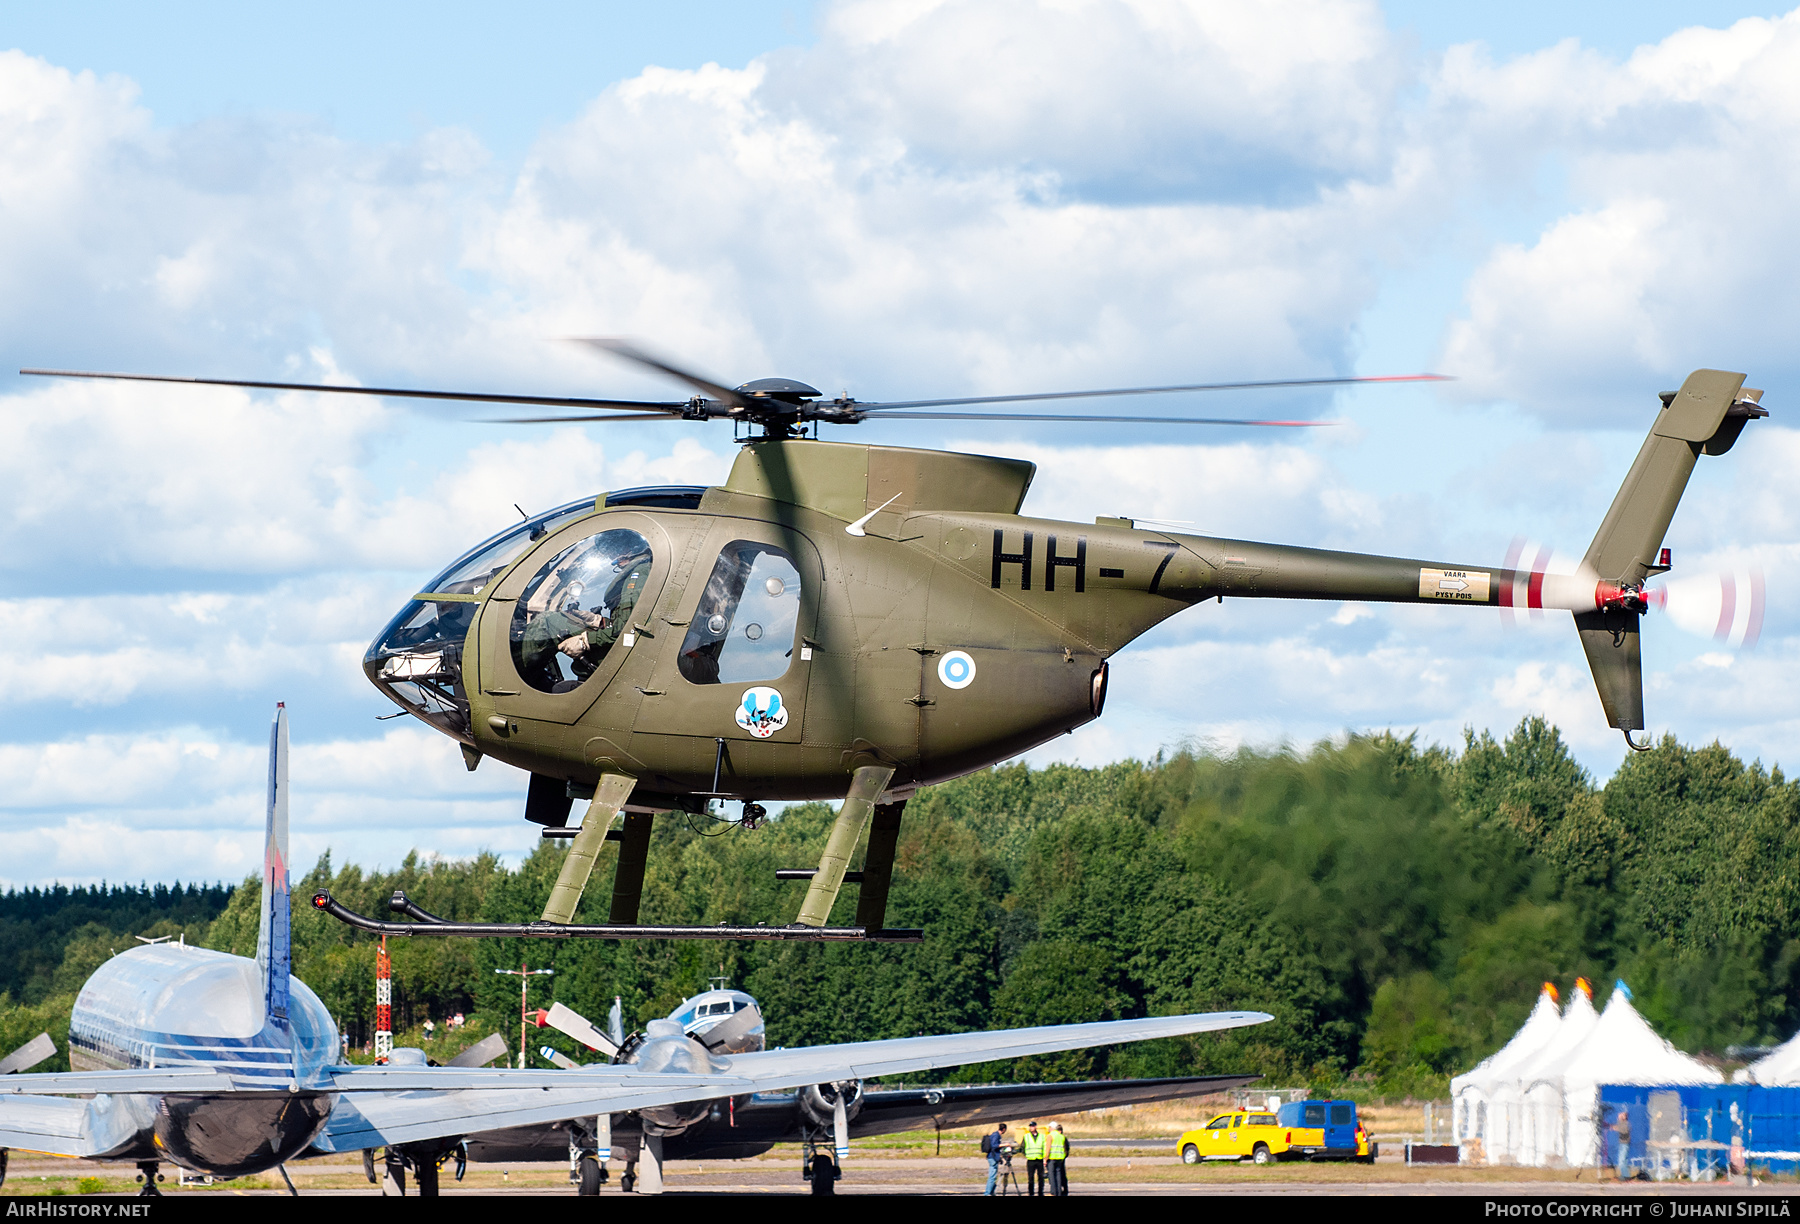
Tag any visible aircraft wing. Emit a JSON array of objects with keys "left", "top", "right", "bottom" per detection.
[
  {"left": 0, "top": 1090, "right": 156, "bottom": 1160},
  {"left": 313, "top": 1073, "right": 753, "bottom": 1151},
  {"left": 717, "top": 1010, "right": 1270, "bottom": 1086},
  {"left": 0, "top": 1067, "right": 236, "bottom": 1095},
  {"left": 852, "top": 1074, "right": 1259, "bottom": 1137},
  {"left": 316, "top": 1009, "right": 1268, "bottom": 1150},
  {"left": 1, "top": 1011, "right": 1270, "bottom": 1155},
  {"left": 0, "top": 1095, "right": 102, "bottom": 1157}
]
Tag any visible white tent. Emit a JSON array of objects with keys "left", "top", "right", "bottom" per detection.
[
  {"left": 1452, "top": 984, "right": 1562, "bottom": 1159},
  {"left": 1739, "top": 1030, "right": 1800, "bottom": 1085},
  {"left": 1492, "top": 985, "right": 1600, "bottom": 1164},
  {"left": 1524, "top": 989, "right": 1721, "bottom": 1166}
]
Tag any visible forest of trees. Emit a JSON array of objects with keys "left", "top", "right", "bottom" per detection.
[{"left": 5, "top": 717, "right": 1798, "bottom": 1096}]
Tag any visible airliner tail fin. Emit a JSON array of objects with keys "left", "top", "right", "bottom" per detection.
[{"left": 255, "top": 704, "right": 292, "bottom": 1028}]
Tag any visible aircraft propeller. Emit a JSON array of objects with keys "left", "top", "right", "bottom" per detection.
[{"left": 0, "top": 1033, "right": 54, "bottom": 1076}]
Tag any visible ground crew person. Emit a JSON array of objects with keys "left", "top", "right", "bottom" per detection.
[
  {"left": 1047, "top": 1121, "right": 1069, "bottom": 1195},
  {"left": 982, "top": 1122, "right": 1009, "bottom": 1196},
  {"left": 1608, "top": 1109, "right": 1632, "bottom": 1180},
  {"left": 1021, "top": 1120, "right": 1047, "bottom": 1195}
]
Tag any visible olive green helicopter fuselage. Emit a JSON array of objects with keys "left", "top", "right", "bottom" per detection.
[{"left": 365, "top": 366, "right": 1765, "bottom": 816}]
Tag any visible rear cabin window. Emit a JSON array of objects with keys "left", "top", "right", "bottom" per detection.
[
  {"left": 678, "top": 542, "right": 803, "bottom": 685},
  {"left": 1247, "top": 1114, "right": 1276, "bottom": 1126},
  {"left": 1331, "top": 1104, "right": 1354, "bottom": 1126},
  {"left": 1304, "top": 1104, "right": 1326, "bottom": 1127}
]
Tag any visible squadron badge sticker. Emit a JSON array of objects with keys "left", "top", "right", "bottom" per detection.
[
  {"left": 736, "top": 686, "right": 788, "bottom": 738},
  {"left": 937, "top": 650, "right": 977, "bottom": 690}
]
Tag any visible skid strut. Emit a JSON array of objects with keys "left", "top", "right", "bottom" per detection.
[{"left": 312, "top": 889, "right": 921, "bottom": 942}]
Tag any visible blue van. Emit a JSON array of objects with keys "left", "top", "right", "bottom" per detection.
[{"left": 1276, "top": 1100, "right": 1375, "bottom": 1161}]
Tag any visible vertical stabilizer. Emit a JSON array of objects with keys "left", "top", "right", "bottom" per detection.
[
  {"left": 1582, "top": 369, "right": 1747, "bottom": 586},
  {"left": 1574, "top": 370, "right": 1765, "bottom": 740},
  {"left": 256, "top": 704, "right": 292, "bottom": 1028}
]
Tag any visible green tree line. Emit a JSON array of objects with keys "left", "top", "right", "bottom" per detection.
[{"left": 5, "top": 719, "right": 1797, "bottom": 1093}]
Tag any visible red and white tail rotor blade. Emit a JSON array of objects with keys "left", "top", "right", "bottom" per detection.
[
  {"left": 1647, "top": 567, "right": 1766, "bottom": 649},
  {"left": 1500, "top": 537, "right": 1564, "bottom": 627}
]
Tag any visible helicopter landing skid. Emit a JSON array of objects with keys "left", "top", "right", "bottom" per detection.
[{"left": 310, "top": 889, "right": 923, "bottom": 942}]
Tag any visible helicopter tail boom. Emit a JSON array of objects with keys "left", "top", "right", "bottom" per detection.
[{"left": 1157, "top": 368, "right": 1765, "bottom": 742}]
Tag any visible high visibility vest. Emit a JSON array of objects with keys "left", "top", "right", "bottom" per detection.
[
  {"left": 1047, "top": 1132, "right": 1068, "bottom": 1159},
  {"left": 1021, "top": 1131, "right": 1047, "bottom": 1159}
]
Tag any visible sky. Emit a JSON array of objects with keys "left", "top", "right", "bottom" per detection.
[{"left": 2, "top": 0, "right": 1798, "bottom": 888}]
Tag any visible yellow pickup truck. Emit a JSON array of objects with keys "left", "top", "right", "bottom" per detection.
[
  {"left": 1178, "top": 1110, "right": 1288, "bottom": 1165},
  {"left": 1178, "top": 1100, "right": 1375, "bottom": 1165}
]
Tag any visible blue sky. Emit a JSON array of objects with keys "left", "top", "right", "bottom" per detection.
[{"left": 2, "top": 0, "right": 1797, "bottom": 886}]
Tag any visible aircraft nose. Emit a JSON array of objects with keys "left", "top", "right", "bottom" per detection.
[{"left": 364, "top": 597, "right": 474, "bottom": 742}]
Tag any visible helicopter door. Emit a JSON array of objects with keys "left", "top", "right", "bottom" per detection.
[
  {"left": 472, "top": 513, "right": 672, "bottom": 726},
  {"left": 630, "top": 521, "right": 821, "bottom": 770}
]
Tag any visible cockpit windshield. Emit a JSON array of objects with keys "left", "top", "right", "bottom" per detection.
[
  {"left": 421, "top": 499, "right": 598, "bottom": 596},
  {"left": 364, "top": 597, "right": 475, "bottom": 742}
]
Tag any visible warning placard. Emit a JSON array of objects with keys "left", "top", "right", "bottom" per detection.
[{"left": 1418, "top": 568, "right": 1491, "bottom": 602}]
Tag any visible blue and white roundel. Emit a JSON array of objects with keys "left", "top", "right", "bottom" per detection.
[{"left": 937, "top": 650, "right": 976, "bottom": 690}]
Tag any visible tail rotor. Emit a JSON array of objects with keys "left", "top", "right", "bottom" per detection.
[{"left": 1646, "top": 566, "right": 1766, "bottom": 649}]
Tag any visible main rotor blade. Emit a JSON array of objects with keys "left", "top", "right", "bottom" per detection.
[
  {"left": 570, "top": 338, "right": 752, "bottom": 409},
  {"left": 856, "top": 373, "right": 1449, "bottom": 412},
  {"left": 858, "top": 411, "right": 1337, "bottom": 426},
  {"left": 18, "top": 368, "right": 690, "bottom": 416},
  {"left": 485, "top": 412, "right": 691, "bottom": 423}
]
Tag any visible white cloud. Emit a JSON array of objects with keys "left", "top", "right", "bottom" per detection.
[
  {"left": 8, "top": 4, "right": 1800, "bottom": 883},
  {"left": 1431, "top": 12, "right": 1800, "bottom": 414},
  {"left": 789, "top": 0, "right": 1404, "bottom": 192},
  {"left": 0, "top": 724, "right": 539, "bottom": 886},
  {"left": 0, "top": 377, "right": 733, "bottom": 578}
]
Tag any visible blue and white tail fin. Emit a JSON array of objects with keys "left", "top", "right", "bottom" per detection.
[{"left": 254, "top": 703, "right": 292, "bottom": 1029}]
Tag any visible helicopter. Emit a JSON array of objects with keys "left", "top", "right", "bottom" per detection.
[{"left": 22, "top": 347, "right": 1768, "bottom": 942}]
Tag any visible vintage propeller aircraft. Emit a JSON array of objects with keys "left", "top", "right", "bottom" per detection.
[
  {"left": 22, "top": 348, "right": 1769, "bottom": 943},
  {"left": 0, "top": 708, "right": 1270, "bottom": 1197}
]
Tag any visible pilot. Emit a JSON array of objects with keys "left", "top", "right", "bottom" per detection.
[{"left": 553, "top": 544, "right": 654, "bottom": 669}]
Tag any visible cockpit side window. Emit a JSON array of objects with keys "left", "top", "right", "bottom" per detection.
[
  {"left": 510, "top": 529, "right": 654, "bottom": 694},
  {"left": 423, "top": 499, "right": 595, "bottom": 596},
  {"left": 677, "top": 542, "right": 803, "bottom": 685}
]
